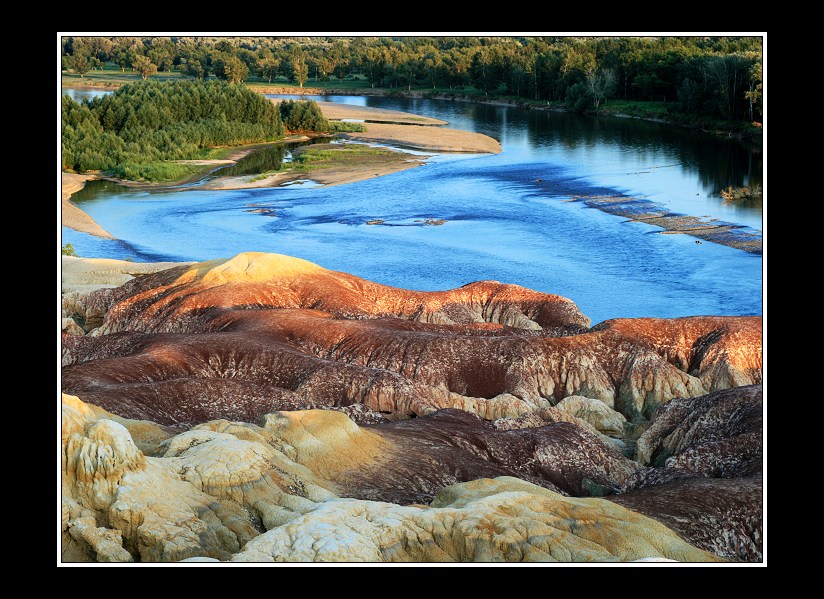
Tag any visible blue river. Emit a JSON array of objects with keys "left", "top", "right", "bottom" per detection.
[{"left": 62, "top": 92, "right": 762, "bottom": 325}]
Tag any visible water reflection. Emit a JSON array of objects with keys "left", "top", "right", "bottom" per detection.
[
  {"left": 62, "top": 88, "right": 109, "bottom": 103},
  {"left": 216, "top": 145, "right": 292, "bottom": 177}
]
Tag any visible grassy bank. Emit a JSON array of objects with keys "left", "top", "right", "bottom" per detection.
[{"left": 250, "top": 144, "right": 396, "bottom": 181}]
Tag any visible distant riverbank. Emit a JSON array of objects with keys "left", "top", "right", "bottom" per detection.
[{"left": 63, "top": 80, "right": 761, "bottom": 144}]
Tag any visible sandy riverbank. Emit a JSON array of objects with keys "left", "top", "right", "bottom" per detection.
[
  {"left": 200, "top": 144, "right": 428, "bottom": 190},
  {"left": 314, "top": 102, "right": 447, "bottom": 126},
  {"left": 201, "top": 104, "right": 500, "bottom": 190},
  {"left": 312, "top": 102, "right": 501, "bottom": 153},
  {"left": 339, "top": 123, "right": 502, "bottom": 154},
  {"left": 61, "top": 173, "right": 114, "bottom": 239},
  {"left": 270, "top": 99, "right": 501, "bottom": 153}
]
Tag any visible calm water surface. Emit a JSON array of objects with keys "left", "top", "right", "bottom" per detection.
[{"left": 62, "top": 92, "right": 762, "bottom": 324}]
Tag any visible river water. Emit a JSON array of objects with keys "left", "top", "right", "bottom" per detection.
[{"left": 61, "top": 92, "right": 763, "bottom": 324}]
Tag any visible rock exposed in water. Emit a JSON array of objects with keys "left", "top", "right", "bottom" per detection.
[{"left": 61, "top": 253, "right": 761, "bottom": 424}]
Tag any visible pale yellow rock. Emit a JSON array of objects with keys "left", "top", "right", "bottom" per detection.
[
  {"left": 231, "top": 477, "right": 721, "bottom": 563},
  {"left": 66, "top": 514, "right": 133, "bottom": 563},
  {"left": 261, "top": 410, "right": 391, "bottom": 479},
  {"left": 85, "top": 400, "right": 174, "bottom": 456},
  {"left": 556, "top": 395, "right": 627, "bottom": 437},
  {"left": 60, "top": 395, "right": 717, "bottom": 563},
  {"left": 62, "top": 394, "right": 259, "bottom": 562},
  {"left": 163, "top": 429, "right": 336, "bottom": 507},
  {"left": 179, "top": 557, "right": 222, "bottom": 562},
  {"left": 181, "top": 252, "right": 325, "bottom": 286},
  {"left": 61, "top": 395, "right": 350, "bottom": 562}
]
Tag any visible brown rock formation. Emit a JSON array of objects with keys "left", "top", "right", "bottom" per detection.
[
  {"left": 62, "top": 253, "right": 761, "bottom": 425},
  {"left": 337, "top": 408, "right": 638, "bottom": 504},
  {"left": 609, "top": 384, "right": 764, "bottom": 562},
  {"left": 611, "top": 475, "right": 762, "bottom": 562},
  {"left": 635, "top": 384, "right": 762, "bottom": 475}
]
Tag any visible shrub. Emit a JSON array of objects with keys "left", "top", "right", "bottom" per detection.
[
  {"left": 279, "top": 99, "right": 330, "bottom": 132},
  {"left": 329, "top": 121, "right": 367, "bottom": 132}
]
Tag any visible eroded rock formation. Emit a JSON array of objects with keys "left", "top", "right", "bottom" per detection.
[
  {"left": 610, "top": 385, "right": 764, "bottom": 561},
  {"left": 61, "top": 393, "right": 718, "bottom": 563},
  {"left": 635, "top": 384, "right": 762, "bottom": 475},
  {"left": 230, "top": 477, "right": 719, "bottom": 563},
  {"left": 60, "top": 253, "right": 763, "bottom": 563},
  {"left": 62, "top": 253, "right": 761, "bottom": 424},
  {"left": 611, "top": 475, "right": 762, "bottom": 562},
  {"left": 337, "top": 408, "right": 637, "bottom": 503}
]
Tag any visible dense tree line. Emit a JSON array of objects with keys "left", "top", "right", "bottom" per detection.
[
  {"left": 62, "top": 36, "right": 763, "bottom": 121},
  {"left": 61, "top": 80, "right": 328, "bottom": 180}
]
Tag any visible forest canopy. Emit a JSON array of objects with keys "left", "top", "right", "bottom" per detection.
[
  {"left": 62, "top": 36, "right": 763, "bottom": 122},
  {"left": 61, "top": 80, "right": 327, "bottom": 181}
]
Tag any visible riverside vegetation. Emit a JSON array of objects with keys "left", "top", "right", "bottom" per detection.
[
  {"left": 61, "top": 80, "right": 331, "bottom": 182},
  {"left": 62, "top": 36, "right": 763, "bottom": 140}
]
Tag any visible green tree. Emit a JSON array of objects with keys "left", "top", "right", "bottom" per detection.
[
  {"left": 61, "top": 243, "right": 76, "bottom": 256},
  {"left": 703, "top": 54, "right": 749, "bottom": 120},
  {"left": 223, "top": 56, "right": 249, "bottom": 83},
  {"left": 278, "top": 99, "right": 329, "bottom": 131},
  {"left": 109, "top": 37, "right": 142, "bottom": 72},
  {"left": 744, "top": 57, "right": 762, "bottom": 121},
  {"left": 361, "top": 46, "right": 387, "bottom": 88},
  {"left": 259, "top": 55, "right": 280, "bottom": 83},
  {"left": 68, "top": 53, "right": 90, "bottom": 78},
  {"left": 565, "top": 82, "right": 593, "bottom": 113},
  {"left": 290, "top": 47, "right": 309, "bottom": 88},
  {"left": 133, "top": 55, "right": 158, "bottom": 80},
  {"left": 62, "top": 80, "right": 284, "bottom": 180},
  {"left": 147, "top": 37, "right": 177, "bottom": 72}
]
